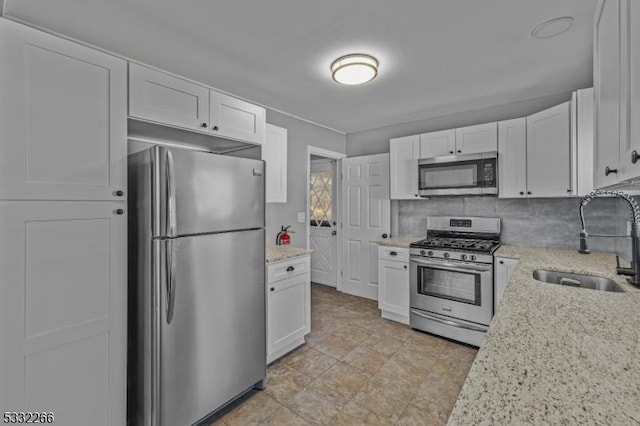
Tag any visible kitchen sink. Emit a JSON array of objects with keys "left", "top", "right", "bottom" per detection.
[{"left": 532, "top": 270, "right": 625, "bottom": 293}]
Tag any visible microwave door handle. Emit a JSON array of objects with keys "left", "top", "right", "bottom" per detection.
[
  {"left": 410, "top": 257, "right": 492, "bottom": 273},
  {"left": 165, "top": 150, "right": 177, "bottom": 238}
]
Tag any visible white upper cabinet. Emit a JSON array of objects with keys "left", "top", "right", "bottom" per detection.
[
  {"left": 455, "top": 122, "right": 498, "bottom": 155},
  {"left": 390, "top": 135, "right": 420, "bottom": 199},
  {"left": 0, "top": 19, "right": 127, "bottom": 201},
  {"left": 526, "top": 101, "right": 572, "bottom": 197},
  {"left": 620, "top": 0, "right": 640, "bottom": 181},
  {"left": 498, "top": 118, "right": 527, "bottom": 198},
  {"left": 594, "top": 0, "right": 623, "bottom": 188},
  {"left": 210, "top": 90, "right": 266, "bottom": 145},
  {"left": 574, "top": 88, "right": 595, "bottom": 196},
  {"left": 262, "top": 124, "right": 288, "bottom": 203},
  {"left": 129, "top": 63, "right": 210, "bottom": 132},
  {"left": 129, "top": 63, "right": 266, "bottom": 145},
  {"left": 419, "top": 129, "right": 456, "bottom": 158}
]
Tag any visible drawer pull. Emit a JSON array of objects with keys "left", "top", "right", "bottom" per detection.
[
  {"left": 389, "top": 251, "right": 398, "bottom": 256},
  {"left": 286, "top": 266, "right": 295, "bottom": 272}
]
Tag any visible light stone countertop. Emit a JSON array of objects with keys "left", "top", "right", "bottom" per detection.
[
  {"left": 265, "top": 244, "right": 312, "bottom": 263},
  {"left": 375, "top": 235, "right": 422, "bottom": 248},
  {"left": 448, "top": 245, "right": 640, "bottom": 426}
]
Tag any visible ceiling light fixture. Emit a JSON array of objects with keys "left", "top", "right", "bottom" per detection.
[
  {"left": 531, "top": 17, "right": 574, "bottom": 39},
  {"left": 331, "top": 53, "right": 378, "bottom": 85}
]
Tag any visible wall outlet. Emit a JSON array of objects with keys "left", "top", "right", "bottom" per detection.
[{"left": 297, "top": 212, "right": 305, "bottom": 223}]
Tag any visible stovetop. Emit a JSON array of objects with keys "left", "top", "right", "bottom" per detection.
[{"left": 410, "top": 236, "right": 501, "bottom": 254}]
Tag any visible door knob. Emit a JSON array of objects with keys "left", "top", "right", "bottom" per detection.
[
  {"left": 331, "top": 230, "right": 337, "bottom": 236},
  {"left": 381, "top": 233, "right": 388, "bottom": 238}
]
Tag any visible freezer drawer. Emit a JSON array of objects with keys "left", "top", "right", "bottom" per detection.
[
  {"left": 159, "top": 229, "right": 266, "bottom": 426},
  {"left": 153, "top": 146, "right": 265, "bottom": 237}
]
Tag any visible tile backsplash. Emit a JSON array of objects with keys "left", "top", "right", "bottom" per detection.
[{"left": 398, "top": 196, "right": 635, "bottom": 260}]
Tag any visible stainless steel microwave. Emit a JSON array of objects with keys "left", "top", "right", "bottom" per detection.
[{"left": 418, "top": 152, "right": 498, "bottom": 196}]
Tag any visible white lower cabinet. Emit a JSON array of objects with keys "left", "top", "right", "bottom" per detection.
[
  {"left": 0, "top": 201, "right": 127, "bottom": 424},
  {"left": 377, "top": 246, "right": 410, "bottom": 325},
  {"left": 494, "top": 257, "right": 518, "bottom": 311},
  {"left": 266, "top": 255, "right": 310, "bottom": 363}
]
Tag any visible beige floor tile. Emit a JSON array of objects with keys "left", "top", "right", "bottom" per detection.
[
  {"left": 265, "top": 371, "right": 306, "bottom": 404},
  {"left": 260, "top": 406, "right": 311, "bottom": 426},
  {"left": 351, "top": 379, "right": 413, "bottom": 422},
  {"left": 359, "top": 334, "right": 404, "bottom": 356},
  {"left": 309, "top": 361, "right": 370, "bottom": 401},
  {"left": 221, "top": 391, "right": 281, "bottom": 426},
  {"left": 313, "top": 334, "right": 360, "bottom": 359},
  {"left": 396, "top": 403, "right": 446, "bottom": 426},
  {"left": 342, "top": 344, "right": 389, "bottom": 375},
  {"left": 284, "top": 386, "right": 345, "bottom": 425},
  {"left": 304, "top": 327, "right": 333, "bottom": 347},
  {"left": 411, "top": 372, "right": 463, "bottom": 423},
  {"left": 327, "top": 400, "right": 393, "bottom": 426},
  {"left": 328, "top": 324, "right": 372, "bottom": 344},
  {"left": 278, "top": 347, "right": 337, "bottom": 385}
]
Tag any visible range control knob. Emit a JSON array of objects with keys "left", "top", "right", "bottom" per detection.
[
  {"left": 470, "top": 255, "right": 477, "bottom": 261},
  {"left": 427, "top": 250, "right": 433, "bottom": 256},
  {"left": 460, "top": 254, "right": 467, "bottom": 260},
  {"left": 443, "top": 252, "right": 450, "bottom": 258},
  {"left": 420, "top": 250, "right": 426, "bottom": 256}
]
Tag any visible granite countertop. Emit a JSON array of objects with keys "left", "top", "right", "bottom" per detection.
[
  {"left": 265, "top": 244, "right": 313, "bottom": 263},
  {"left": 448, "top": 245, "right": 640, "bottom": 426},
  {"left": 375, "top": 236, "right": 421, "bottom": 248}
]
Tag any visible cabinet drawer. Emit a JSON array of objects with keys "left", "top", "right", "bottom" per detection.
[
  {"left": 378, "top": 246, "right": 409, "bottom": 262},
  {"left": 267, "top": 255, "right": 310, "bottom": 283}
]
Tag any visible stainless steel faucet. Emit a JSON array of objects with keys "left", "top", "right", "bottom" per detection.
[{"left": 578, "top": 189, "right": 640, "bottom": 287}]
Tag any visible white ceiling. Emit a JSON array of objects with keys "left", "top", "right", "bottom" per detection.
[{"left": 4, "top": 0, "right": 597, "bottom": 134}]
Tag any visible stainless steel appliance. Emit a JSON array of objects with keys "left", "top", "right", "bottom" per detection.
[
  {"left": 127, "top": 146, "right": 266, "bottom": 426},
  {"left": 418, "top": 152, "right": 498, "bottom": 196},
  {"left": 410, "top": 216, "right": 501, "bottom": 347}
]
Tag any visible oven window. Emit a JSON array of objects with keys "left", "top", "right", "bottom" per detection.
[
  {"left": 417, "top": 267, "right": 481, "bottom": 305},
  {"left": 419, "top": 163, "right": 479, "bottom": 189}
]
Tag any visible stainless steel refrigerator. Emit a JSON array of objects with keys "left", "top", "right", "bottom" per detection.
[{"left": 127, "top": 145, "right": 266, "bottom": 426}]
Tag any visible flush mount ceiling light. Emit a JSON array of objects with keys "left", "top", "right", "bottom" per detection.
[
  {"left": 531, "top": 17, "right": 574, "bottom": 39},
  {"left": 331, "top": 54, "right": 378, "bottom": 85}
]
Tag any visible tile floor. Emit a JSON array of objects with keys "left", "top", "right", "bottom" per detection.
[{"left": 210, "top": 283, "right": 477, "bottom": 426}]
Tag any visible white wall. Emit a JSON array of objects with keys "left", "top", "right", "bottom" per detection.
[{"left": 266, "top": 110, "right": 346, "bottom": 246}]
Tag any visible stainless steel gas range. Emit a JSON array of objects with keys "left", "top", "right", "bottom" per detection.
[{"left": 409, "top": 216, "right": 501, "bottom": 347}]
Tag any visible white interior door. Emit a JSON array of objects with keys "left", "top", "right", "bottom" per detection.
[
  {"left": 310, "top": 159, "right": 338, "bottom": 287},
  {"left": 341, "top": 154, "right": 391, "bottom": 300}
]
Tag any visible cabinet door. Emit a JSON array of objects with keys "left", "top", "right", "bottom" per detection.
[
  {"left": 498, "top": 118, "right": 527, "bottom": 198},
  {"left": 390, "top": 135, "right": 420, "bottom": 199},
  {"left": 377, "top": 258, "right": 409, "bottom": 324},
  {"left": 494, "top": 257, "right": 518, "bottom": 311},
  {"left": 0, "top": 19, "right": 127, "bottom": 201},
  {"left": 267, "top": 273, "right": 310, "bottom": 363},
  {"left": 419, "top": 129, "right": 456, "bottom": 158},
  {"left": 526, "top": 102, "right": 572, "bottom": 197},
  {"left": 575, "top": 88, "right": 595, "bottom": 195},
  {"left": 263, "top": 124, "right": 288, "bottom": 203},
  {"left": 594, "top": 0, "right": 622, "bottom": 188},
  {"left": 455, "top": 122, "right": 498, "bottom": 155},
  {"left": 623, "top": 0, "right": 640, "bottom": 180},
  {"left": 0, "top": 201, "right": 126, "bottom": 425},
  {"left": 129, "top": 63, "right": 210, "bottom": 132},
  {"left": 210, "top": 90, "right": 266, "bottom": 145}
]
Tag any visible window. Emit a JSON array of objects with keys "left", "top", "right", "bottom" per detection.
[{"left": 310, "top": 169, "right": 332, "bottom": 227}]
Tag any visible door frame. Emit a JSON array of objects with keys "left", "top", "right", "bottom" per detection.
[{"left": 306, "top": 146, "right": 346, "bottom": 290}]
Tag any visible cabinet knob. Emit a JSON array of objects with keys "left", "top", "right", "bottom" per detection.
[
  {"left": 519, "top": 191, "right": 524, "bottom": 195},
  {"left": 527, "top": 191, "right": 532, "bottom": 195},
  {"left": 201, "top": 122, "right": 208, "bottom": 128},
  {"left": 404, "top": 265, "right": 407, "bottom": 269},
  {"left": 115, "top": 209, "right": 124, "bottom": 215},
  {"left": 632, "top": 151, "right": 640, "bottom": 164},
  {"left": 212, "top": 125, "right": 219, "bottom": 131},
  {"left": 499, "top": 260, "right": 504, "bottom": 264},
  {"left": 414, "top": 194, "right": 418, "bottom": 197},
  {"left": 605, "top": 166, "right": 618, "bottom": 176},
  {"left": 270, "top": 287, "right": 275, "bottom": 292},
  {"left": 566, "top": 189, "right": 572, "bottom": 193},
  {"left": 286, "top": 266, "right": 295, "bottom": 272},
  {"left": 381, "top": 233, "right": 388, "bottom": 238},
  {"left": 457, "top": 150, "right": 461, "bottom": 153},
  {"left": 449, "top": 151, "right": 454, "bottom": 154},
  {"left": 114, "top": 190, "right": 124, "bottom": 197},
  {"left": 390, "top": 251, "right": 398, "bottom": 256}
]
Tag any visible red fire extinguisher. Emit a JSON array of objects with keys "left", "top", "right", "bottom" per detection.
[{"left": 276, "top": 225, "right": 293, "bottom": 245}]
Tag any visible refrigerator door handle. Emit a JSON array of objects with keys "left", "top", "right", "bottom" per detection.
[
  {"left": 166, "top": 149, "right": 177, "bottom": 238},
  {"left": 166, "top": 239, "right": 177, "bottom": 324}
]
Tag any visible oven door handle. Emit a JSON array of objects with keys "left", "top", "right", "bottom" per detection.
[
  {"left": 410, "top": 309, "right": 489, "bottom": 332},
  {"left": 409, "top": 256, "right": 492, "bottom": 273}
]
